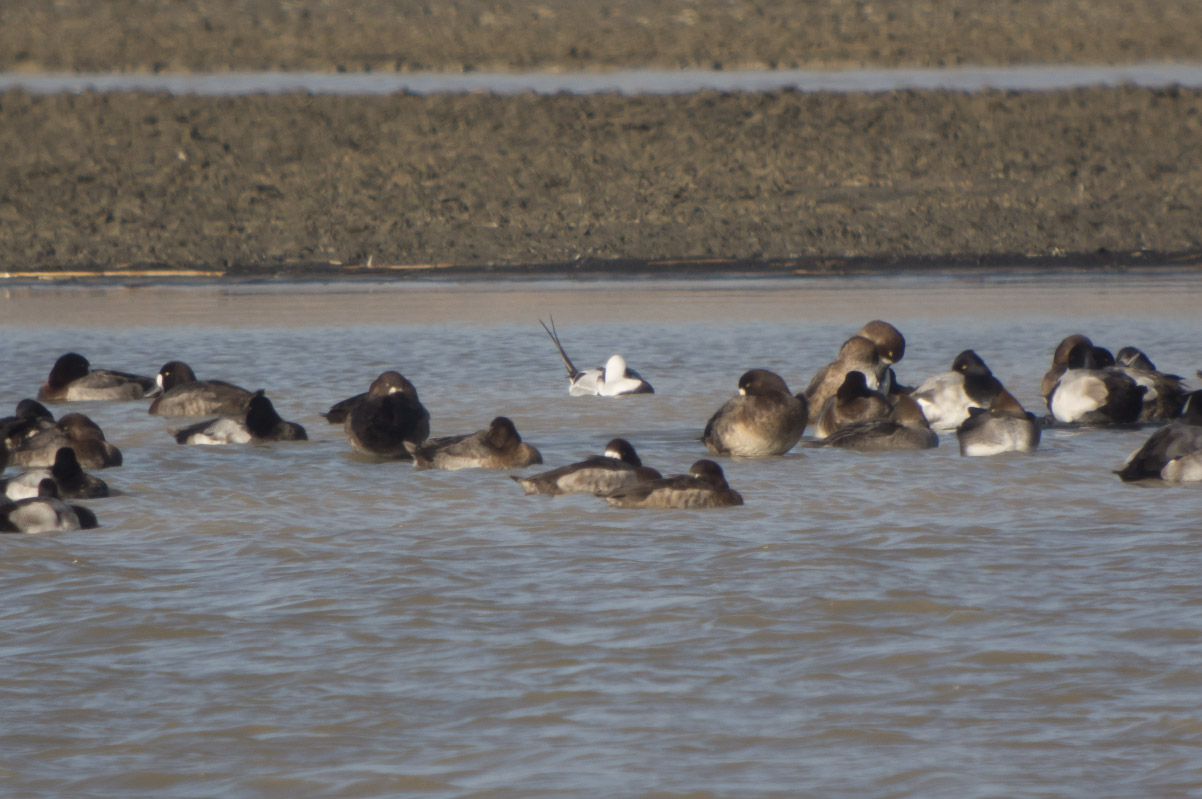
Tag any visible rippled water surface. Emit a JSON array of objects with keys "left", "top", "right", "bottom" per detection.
[{"left": 2, "top": 274, "right": 1201, "bottom": 798}]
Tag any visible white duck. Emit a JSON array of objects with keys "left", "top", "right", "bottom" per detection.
[{"left": 541, "top": 318, "right": 654, "bottom": 397}]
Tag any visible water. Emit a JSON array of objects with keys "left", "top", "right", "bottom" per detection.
[
  {"left": 2, "top": 273, "right": 1201, "bottom": 797},
  {"left": 4, "top": 63, "right": 1202, "bottom": 96}
]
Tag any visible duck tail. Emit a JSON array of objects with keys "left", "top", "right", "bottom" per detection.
[
  {"left": 1114, "top": 457, "right": 1150, "bottom": 482},
  {"left": 540, "top": 316, "right": 581, "bottom": 379},
  {"left": 509, "top": 475, "right": 539, "bottom": 495},
  {"left": 404, "top": 440, "right": 433, "bottom": 470}
]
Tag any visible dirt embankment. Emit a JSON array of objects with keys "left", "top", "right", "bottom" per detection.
[
  {"left": 2, "top": 87, "right": 1202, "bottom": 273},
  {"left": 2, "top": 0, "right": 1201, "bottom": 74},
  {"left": 3, "top": 1, "right": 1202, "bottom": 275}
]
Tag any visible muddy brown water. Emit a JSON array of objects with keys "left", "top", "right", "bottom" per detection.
[{"left": 2, "top": 273, "right": 1201, "bottom": 797}]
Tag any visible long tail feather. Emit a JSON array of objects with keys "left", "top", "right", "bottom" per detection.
[{"left": 540, "top": 316, "right": 580, "bottom": 379}]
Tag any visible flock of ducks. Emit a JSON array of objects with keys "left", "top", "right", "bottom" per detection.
[{"left": 2, "top": 319, "right": 1200, "bottom": 533}]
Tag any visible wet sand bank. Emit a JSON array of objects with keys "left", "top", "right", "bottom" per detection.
[
  {"left": 3, "top": 87, "right": 1202, "bottom": 275},
  {"left": 6, "top": 271, "right": 1202, "bottom": 328}
]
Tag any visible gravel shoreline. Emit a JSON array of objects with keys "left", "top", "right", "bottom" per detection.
[
  {"left": 3, "top": 87, "right": 1202, "bottom": 275},
  {"left": 3, "top": 1, "right": 1202, "bottom": 277}
]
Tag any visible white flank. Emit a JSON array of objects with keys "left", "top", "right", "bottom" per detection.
[
  {"left": 913, "top": 372, "right": 971, "bottom": 431},
  {"left": 1049, "top": 372, "right": 1107, "bottom": 422},
  {"left": 192, "top": 419, "right": 253, "bottom": 445}
]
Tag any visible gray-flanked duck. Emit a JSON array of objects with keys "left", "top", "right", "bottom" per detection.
[
  {"left": 174, "top": 391, "right": 307, "bottom": 445},
  {"left": 1115, "top": 391, "right": 1202, "bottom": 482},
  {"left": 956, "top": 390, "right": 1041, "bottom": 456},
  {"left": 149, "top": 361, "right": 254, "bottom": 417},
  {"left": 818, "top": 394, "right": 938, "bottom": 451},
  {"left": 513, "top": 438, "right": 661, "bottom": 496},
  {"left": 0, "top": 479, "right": 99, "bottom": 534},
  {"left": 409, "top": 416, "right": 542, "bottom": 471},
  {"left": 37, "top": 352, "right": 157, "bottom": 402},
  {"left": 2, "top": 447, "right": 110, "bottom": 500}
]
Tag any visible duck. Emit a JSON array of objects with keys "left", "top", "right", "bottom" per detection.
[
  {"left": 857, "top": 320, "right": 906, "bottom": 366},
  {"left": 0, "top": 479, "right": 99, "bottom": 534},
  {"left": 602, "top": 459, "right": 743, "bottom": 509},
  {"left": 855, "top": 320, "right": 911, "bottom": 395},
  {"left": 409, "top": 416, "right": 542, "bottom": 471},
  {"left": 0, "top": 399, "right": 55, "bottom": 451},
  {"left": 1090, "top": 346, "right": 1117, "bottom": 368},
  {"left": 1047, "top": 341, "right": 1145, "bottom": 424},
  {"left": 813, "top": 370, "right": 892, "bottom": 439},
  {"left": 540, "top": 318, "right": 653, "bottom": 396},
  {"left": 803, "top": 335, "right": 884, "bottom": 424},
  {"left": 817, "top": 394, "right": 938, "bottom": 451},
  {"left": 1040, "top": 334, "right": 1094, "bottom": 403},
  {"left": 343, "top": 372, "right": 430, "bottom": 459},
  {"left": 321, "top": 370, "right": 415, "bottom": 424},
  {"left": 2, "top": 447, "right": 110, "bottom": 500},
  {"left": 36, "top": 352, "right": 158, "bottom": 402},
  {"left": 1161, "top": 451, "right": 1202, "bottom": 483},
  {"left": 956, "top": 390, "right": 1041, "bottom": 456},
  {"left": 701, "top": 369, "right": 808, "bottom": 457},
  {"left": 1113, "top": 347, "right": 1189, "bottom": 422},
  {"left": 512, "top": 438, "right": 661, "bottom": 496},
  {"left": 1115, "top": 391, "right": 1202, "bottom": 482},
  {"left": 321, "top": 396, "right": 358, "bottom": 424},
  {"left": 148, "top": 361, "right": 254, "bottom": 417},
  {"left": 174, "top": 391, "right": 308, "bottom": 445},
  {"left": 6, "top": 413, "right": 122, "bottom": 469},
  {"left": 912, "top": 350, "right": 1006, "bottom": 431}
]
